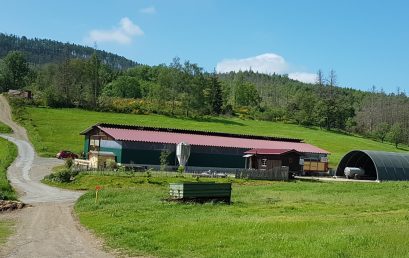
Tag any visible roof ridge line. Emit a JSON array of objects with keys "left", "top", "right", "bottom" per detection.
[{"left": 90, "top": 122, "right": 304, "bottom": 143}]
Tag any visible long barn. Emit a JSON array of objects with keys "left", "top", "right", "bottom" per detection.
[{"left": 80, "top": 123, "right": 329, "bottom": 171}]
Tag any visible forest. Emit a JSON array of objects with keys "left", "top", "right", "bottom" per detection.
[
  {"left": 0, "top": 34, "right": 408, "bottom": 147},
  {"left": 0, "top": 33, "right": 137, "bottom": 69}
]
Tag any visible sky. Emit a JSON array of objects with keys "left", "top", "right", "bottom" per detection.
[{"left": 0, "top": 0, "right": 408, "bottom": 92}]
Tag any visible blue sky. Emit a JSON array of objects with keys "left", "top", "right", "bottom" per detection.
[{"left": 0, "top": 0, "right": 408, "bottom": 92}]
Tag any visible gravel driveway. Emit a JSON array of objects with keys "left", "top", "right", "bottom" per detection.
[{"left": 0, "top": 95, "right": 115, "bottom": 258}]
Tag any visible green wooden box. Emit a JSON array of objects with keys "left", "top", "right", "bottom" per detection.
[{"left": 169, "top": 182, "right": 232, "bottom": 203}]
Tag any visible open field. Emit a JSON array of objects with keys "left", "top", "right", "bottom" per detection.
[
  {"left": 0, "top": 122, "right": 12, "bottom": 134},
  {"left": 15, "top": 106, "right": 408, "bottom": 166},
  {"left": 0, "top": 137, "right": 17, "bottom": 200},
  {"left": 46, "top": 173, "right": 409, "bottom": 257}
]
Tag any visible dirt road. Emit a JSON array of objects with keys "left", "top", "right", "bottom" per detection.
[{"left": 0, "top": 95, "right": 115, "bottom": 258}]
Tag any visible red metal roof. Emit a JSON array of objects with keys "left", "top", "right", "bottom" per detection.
[
  {"left": 244, "top": 149, "right": 301, "bottom": 155},
  {"left": 98, "top": 125, "right": 329, "bottom": 154}
]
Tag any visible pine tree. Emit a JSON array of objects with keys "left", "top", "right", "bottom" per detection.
[{"left": 209, "top": 72, "right": 223, "bottom": 114}]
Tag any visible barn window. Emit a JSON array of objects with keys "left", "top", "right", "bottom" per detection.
[{"left": 261, "top": 159, "right": 267, "bottom": 167}]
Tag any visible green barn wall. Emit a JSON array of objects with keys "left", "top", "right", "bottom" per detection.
[
  {"left": 83, "top": 136, "right": 89, "bottom": 158},
  {"left": 100, "top": 147, "right": 122, "bottom": 162},
  {"left": 188, "top": 153, "right": 244, "bottom": 168},
  {"left": 121, "top": 149, "right": 176, "bottom": 165}
]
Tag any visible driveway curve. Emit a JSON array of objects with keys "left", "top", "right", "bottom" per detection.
[{"left": 0, "top": 95, "right": 115, "bottom": 258}]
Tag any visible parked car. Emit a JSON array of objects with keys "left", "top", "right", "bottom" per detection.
[{"left": 56, "top": 150, "right": 78, "bottom": 159}]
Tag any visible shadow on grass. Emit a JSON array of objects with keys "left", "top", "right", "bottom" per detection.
[{"left": 397, "top": 146, "right": 409, "bottom": 151}]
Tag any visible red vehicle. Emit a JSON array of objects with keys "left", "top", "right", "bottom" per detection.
[{"left": 56, "top": 150, "right": 78, "bottom": 159}]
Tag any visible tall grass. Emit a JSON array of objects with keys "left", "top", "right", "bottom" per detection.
[
  {"left": 13, "top": 106, "right": 409, "bottom": 166},
  {"left": 0, "top": 137, "right": 17, "bottom": 200},
  {"left": 64, "top": 173, "right": 409, "bottom": 257}
]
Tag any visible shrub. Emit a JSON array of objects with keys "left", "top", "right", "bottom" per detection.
[
  {"left": 106, "top": 159, "right": 118, "bottom": 170},
  {"left": 177, "top": 165, "right": 185, "bottom": 175},
  {"left": 160, "top": 150, "right": 171, "bottom": 171},
  {"left": 65, "top": 158, "right": 73, "bottom": 169},
  {"left": 45, "top": 168, "right": 72, "bottom": 183}
]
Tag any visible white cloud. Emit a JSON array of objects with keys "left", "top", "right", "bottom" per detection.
[
  {"left": 140, "top": 6, "right": 156, "bottom": 14},
  {"left": 216, "top": 53, "right": 288, "bottom": 74},
  {"left": 85, "top": 17, "right": 143, "bottom": 45},
  {"left": 288, "top": 72, "right": 317, "bottom": 84},
  {"left": 216, "top": 53, "right": 316, "bottom": 84}
]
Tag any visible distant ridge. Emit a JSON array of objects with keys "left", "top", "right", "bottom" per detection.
[{"left": 0, "top": 33, "right": 138, "bottom": 70}]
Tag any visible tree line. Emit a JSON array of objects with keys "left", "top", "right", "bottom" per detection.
[
  {"left": 0, "top": 50, "right": 408, "bottom": 147},
  {"left": 0, "top": 33, "right": 137, "bottom": 70}
]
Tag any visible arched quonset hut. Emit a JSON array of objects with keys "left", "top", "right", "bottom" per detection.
[{"left": 336, "top": 150, "right": 409, "bottom": 181}]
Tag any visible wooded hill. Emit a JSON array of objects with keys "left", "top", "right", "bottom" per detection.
[
  {"left": 0, "top": 34, "right": 408, "bottom": 148},
  {"left": 0, "top": 33, "right": 137, "bottom": 70}
]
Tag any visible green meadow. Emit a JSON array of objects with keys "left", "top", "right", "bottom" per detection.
[
  {"left": 20, "top": 104, "right": 409, "bottom": 257},
  {"left": 0, "top": 134, "right": 17, "bottom": 245},
  {"left": 15, "top": 106, "right": 408, "bottom": 167},
  {"left": 46, "top": 172, "right": 409, "bottom": 258},
  {"left": 0, "top": 122, "right": 12, "bottom": 134},
  {"left": 0, "top": 137, "right": 17, "bottom": 200}
]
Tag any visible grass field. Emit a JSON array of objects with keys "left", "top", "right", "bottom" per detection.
[
  {"left": 46, "top": 172, "right": 409, "bottom": 257},
  {"left": 0, "top": 124, "right": 16, "bottom": 244},
  {"left": 0, "top": 137, "right": 17, "bottom": 200},
  {"left": 15, "top": 106, "right": 408, "bottom": 166},
  {"left": 0, "top": 220, "right": 14, "bottom": 245},
  {"left": 0, "top": 122, "right": 12, "bottom": 134}
]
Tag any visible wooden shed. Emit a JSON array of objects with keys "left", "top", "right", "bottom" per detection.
[{"left": 244, "top": 149, "right": 302, "bottom": 173}]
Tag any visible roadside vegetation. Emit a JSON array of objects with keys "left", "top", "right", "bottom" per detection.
[
  {"left": 0, "top": 137, "right": 17, "bottom": 200},
  {"left": 0, "top": 122, "right": 12, "bottom": 134},
  {"left": 0, "top": 220, "right": 14, "bottom": 244},
  {"left": 0, "top": 123, "right": 16, "bottom": 245},
  {"left": 10, "top": 104, "right": 408, "bottom": 166},
  {"left": 45, "top": 172, "right": 409, "bottom": 257}
]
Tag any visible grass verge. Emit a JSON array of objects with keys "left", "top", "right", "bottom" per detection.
[
  {"left": 12, "top": 106, "right": 409, "bottom": 166},
  {"left": 0, "top": 137, "right": 17, "bottom": 200},
  {"left": 0, "top": 122, "right": 12, "bottom": 134},
  {"left": 0, "top": 220, "right": 14, "bottom": 245},
  {"left": 46, "top": 172, "right": 409, "bottom": 257}
]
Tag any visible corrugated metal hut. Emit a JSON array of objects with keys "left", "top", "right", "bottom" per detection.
[
  {"left": 336, "top": 150, "right": 409, "bottom": 181},
  {"left": 80, "top": 123, "right": 329, "bottom": 170}
]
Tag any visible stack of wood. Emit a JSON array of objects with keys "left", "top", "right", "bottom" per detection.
[{"left": 0, "top": 200, "right": 25, "bottom": 212}]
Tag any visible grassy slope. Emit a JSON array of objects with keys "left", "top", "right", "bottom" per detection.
[
  {"left": 48, "top": 173, "right": 409, "bottom": 258},
  {"left": 0, "top": 124, "right": 16, "bottom": 244},
  {"left": 0, "top": 122, "right": 12, "bottom": 134},
  {"left": 21, "top": 107, "right": 407, "bottom": 166},
  {"left": 0, "top": 137, "right": 17, "bottom": 200}
]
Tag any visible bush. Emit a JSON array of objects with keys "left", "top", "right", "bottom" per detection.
[
  {"left": 177, "top": 165, "right": 185, "bottom": 175},
  {"left": 160, "top": 150, "right": 171, "bottom": 171},
  {"left": 65, "top": 158, "right": 73, "bottom": 169},
  {"left": 44, "top": 168, "right": 78, "bottom": 183},
  {"left": 106, "top": 159, "right": 118, "bottom": 170},
  {"left": 45, "top": 168, "right": 71, "bottom": 183}
]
